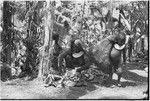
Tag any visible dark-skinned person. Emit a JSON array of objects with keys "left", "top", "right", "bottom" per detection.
[
  {"left": 58, "top": 38, "right": 91, "bottom": 87},
  {"left": 88, "top": 30, "right": 130, "bottom": 87},
  {"left": 44, "top": 33, "right": 63, "bottom": 87}
]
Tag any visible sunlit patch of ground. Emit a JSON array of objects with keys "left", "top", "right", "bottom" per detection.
[{"left": 129, "top": 69, "right": 148, "bottom": 77}]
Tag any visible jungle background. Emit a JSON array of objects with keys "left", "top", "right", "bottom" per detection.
[{"left": 0, "top": 0, "right": 148, "bottom": 99}]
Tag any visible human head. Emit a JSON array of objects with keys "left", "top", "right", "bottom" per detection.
[
  {"left": 70, "top": 39, "right": 84, "bottom": 58},
  {"left": 116, "top": 32, "right": 126, "bottom": 46}
]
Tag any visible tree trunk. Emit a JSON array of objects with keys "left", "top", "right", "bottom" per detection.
[
  {"left": 38, "top": 1, "right": 55, "bottom": 78},
  {"left": 38, "top": 26, "right": 50, "bottom": 78},
  {"left": 24, "top": 1, "right": 40, "bottom": 78},
  {"left": 2, "top": 1, "right": 12, "bottom": 65},
  {"left": 46, "top": 1, "right": 55, "bottom": 75}
]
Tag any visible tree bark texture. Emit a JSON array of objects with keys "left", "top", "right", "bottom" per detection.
[{"left": 2, "top": 1, "right": 12, "bottom": 65}]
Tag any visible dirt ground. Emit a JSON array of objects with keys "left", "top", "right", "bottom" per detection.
[{"left": 0, "top": 62, "right": 148, "bottom": 99}]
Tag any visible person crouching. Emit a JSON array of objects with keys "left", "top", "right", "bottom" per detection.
[{"left": 58, "top": 38, "right": 91, "bottom": 87}]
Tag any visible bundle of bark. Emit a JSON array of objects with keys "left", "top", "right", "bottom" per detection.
[{"left": 89, "top": 35, "right": 117, "bottom": 75}]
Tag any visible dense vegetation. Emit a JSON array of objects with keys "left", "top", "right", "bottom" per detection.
[{"left": 0, "top": 0, "right": 148, "bottom": 81}]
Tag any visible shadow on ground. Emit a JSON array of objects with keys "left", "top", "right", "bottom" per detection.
[
  {"left": 122, "top": 69, "right": 148, "bottom": 83},
  {"left": 66, "top": 62, "right": 148, "bottom": 99}
]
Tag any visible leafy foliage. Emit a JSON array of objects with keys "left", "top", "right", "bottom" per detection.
[{"left": 1, "top": 0, "right": 148, "bottom": 80}]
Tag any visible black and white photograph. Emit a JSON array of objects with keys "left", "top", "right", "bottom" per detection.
[{"left": 0, "top": 0, "right": 149, "bottom": 99}]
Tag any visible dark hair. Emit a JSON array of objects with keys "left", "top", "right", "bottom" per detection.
[
  {"left": 70, "top": 39, "right": 84, "bottom": 53},
  {"left": 116, "top": 32, "right": 125, "bottom": 46}
]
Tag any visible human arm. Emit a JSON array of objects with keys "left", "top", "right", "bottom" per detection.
[
  {"left": 58, "top": 49, "right": 70, "bottom": 74},
  {"left": 76, "top": 52, "right": 91, "bottom": 72}
]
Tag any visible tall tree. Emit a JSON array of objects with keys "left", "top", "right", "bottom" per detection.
[
  {"left": 2, "top": 1, "right": 13, "bottom": 65},
  {"left": 23, "top": 1, "right": 42, "bottom": 78},
  {"left": 40, "top": 1, "right": 55, "bottom": 77}
]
